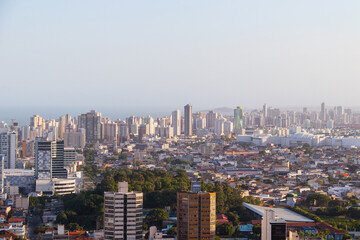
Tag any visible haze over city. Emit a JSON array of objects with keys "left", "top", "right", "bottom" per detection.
[{"left": 1, "top": 0, "right": 359, "bottom": 113}]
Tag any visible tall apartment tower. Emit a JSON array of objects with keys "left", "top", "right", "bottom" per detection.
[
  {"left": 0, "top": 131, "right": 17, "bottom": 169},
  {"left": 78, "top": 110, "right": 102, "bottom": 144},
  {"left": 184, "top": 104, "right": 193, "bottom": 136},
  {"left": 233, "top": 106, "right": 244, "bottom": 134},
  {"left": 263, "top": 104, "right": 268, "bottom": 118},
  {"left": 35, "top": 140, "right": 67, "bottom": 179},
  {"left": 104, "top": 182, "right": 143, "bottom": 240},
  {"left": 172, "top": 110, "right": 181, "bottom": 136},
  {"left": 206, "top": 111, "right": 217, "bottom": 132},
  {"left": 0, "top": 155, "right": 4, "bottom": 194},
  {"left": 320, "top": 102, "right": 326, "bottom": 121},
  {"left": 30, "top": 114, "right": 44, "bottom": 137},
  {"left": 177, "top": 183, "right": 216, "bottom": 240}
]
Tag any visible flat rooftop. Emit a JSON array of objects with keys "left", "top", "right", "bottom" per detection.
[{"left": 243, "top": 203, "right": 314, "bottom": 223}]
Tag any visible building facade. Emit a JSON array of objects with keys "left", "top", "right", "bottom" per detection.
[
  {"left": 234, "top": 106, "right": 244, "bottom": 133},
  {"left": 184, "top": 104, "right": 193, "bottom": 136},
  {"left": 104, "top": 182, "right": 143, "bottom": 240},
  {"left": 78, "top": 110, "right": 102, "bottom": 144},
  {"left": 172, "top": 110, "right": 181, "bottom": 136},
  {"left": 0, "top": 132, "right": 17, "bottom": 169},
  {"left": 35, "top": 140, "right": 67, "bottom": 180},
  {"left": 177, "top": 191, "right": 216, "bottom": 240}
]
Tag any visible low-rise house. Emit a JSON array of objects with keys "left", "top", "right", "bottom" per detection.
[{"left": 7, "top": 218, "right": 25, "bottom": 237}]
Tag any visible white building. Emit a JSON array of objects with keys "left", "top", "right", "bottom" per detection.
[
  {"left": 36, "top": 178, "right": 76, "bottom": 196},
  {"left": 104, "top": 182, "right": 143, "bottom": 240},
  {"left": 224, "top": 121, "right": 233, "bottom": 135},
  {"left": 172, "top": 110, "right": 181, "bottom": 136},
  {"left": 0, "top": 131, "right": 17, "bottom": 169},
  {"left": 215, "top": 118, "right": 225, "bottom": 135}
]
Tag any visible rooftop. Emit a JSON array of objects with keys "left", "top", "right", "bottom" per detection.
[{"left": 243, "top": 203, "right": 314, "bottom": 223}]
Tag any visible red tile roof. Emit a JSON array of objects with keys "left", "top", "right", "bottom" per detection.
[
  {"left": 0, "top": 230, "right": 19, "bottom": 238},
  {"left": 7, "top": 218, "right": 23, "bottom": 223},
  {"left": 217, "top": 214, "right": 230, "bottom": 224}
]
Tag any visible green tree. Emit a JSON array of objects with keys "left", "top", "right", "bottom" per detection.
[
  {"left": 305, "top": 193, "right": 331, "bottom": 207},
  {"left": 68, "top": 223, "right": 83, "bottom": 231},
  {"left": 56, "top": 213, "right": 68, "bottom": 225},
  {"left": 217, "top": 223, "right": 235, "bottom": 236},
  {"left": 96, "top": 176, "right": 118, "bottom": 194},
  {"left": 29, "top": 196, "right": 40, "bottom": 209},
  {"left": 145, "top": 209, "right": 169, "bottom": 229},
  {"left": 329, "top": 200, "right": 341, "bottom": 207},
  {"left": 65, "top": 210, "right": 78, "bottom": 223},
  {"left": 227, "top": 212, "right": 240, "bottom": 226},
  {"left": 215, "top": 182, "right": 226, "bottom": 213}
]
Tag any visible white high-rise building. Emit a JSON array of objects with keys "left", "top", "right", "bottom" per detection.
[
  {"left": 143, "top": 116, "right": 155, "bottom": 135},
  {"left": 195, "top": 117, "right": 206, "bottom": 130},
  {"left": 215, "top": 118, "right": 225, "bottom": 135},
  {"left": 104, "top": 182, "right": 143, "bottom": 240},
  {"left": 0, "top": 155, "right": 4, "bottom": 194},
  {"left": 0, "top": 132, "right": 17, "bottom": 169},
  {"left": 224, "top": 121, "right": 233, "bottom": 135},
  {"left": 172, "top": 110, "right": 181, "bottom": 136}
]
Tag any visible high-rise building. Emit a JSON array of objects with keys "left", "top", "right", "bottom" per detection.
[
  {"left": 172, "top": 110, "right": 181, "bottom": 136},
  {"left": 320, "top": 102, "right": 326, "bottom": 121},
  {"left": 58, "top": 115, "right": 66, "bottom": 140},
  {"left": 51, "top": 140, "right": 67, "bottom": 179},
  {"left": 63, "top": 129, "right": 86, "bottom": 149},
  {"left": 78, "top": 110, "right": 102, "bottom": 144},
  {"left": 263, "top": 104, "right": 268, "bottom": 118},
  {"left": 35, "top": 140, "right": 67, "bottom": 179},
  {"left": 138, "top": 124, "right": 149, "bottom": 140},
  {"left": 336, "top": 106, "right": 344, "bottom": 116},
  {"left": 21, "top": 125, "right": 31, "bottom": 141},
  {"left": 102, "top": 121, "right": 118, "bottom": 142},
  {"left": 30, "top": 115, "right": 44, "bottom": 137},
  {"left": 224, "top": 121, "right": 233, "bottom": 135},
  {"left": 233, "top": 107, "right": 243, "bottom": 133},
  {"left": 0, "top": 132, "right": 17, "bottom": 169},
  {"left": 206, "top": 111, "right": 217, "bottom": 132},
  {"left": 195, "top": 117, "right": 206, "bottom": 130},
  {"left": 184, "top": 104, "right": 193, "bottom": 136},
  {"left": 177, "top": 185, "right": 216, "bottom": 240},
  {"left": 215, "top": 117, "right": 225, "bottom": 135},
  {"left": 64, "top": 148, "right": 77, "bottom": 167},
  {"left": 117, "top": 122, "right": 129, "bottom": 143},
  {"left": 0, "top": 155, "right": 3, "bottom": 194},
  {"left": 104, "top": 182, "right": 143, "bottom": 240},
  {"left": 35, "top": 140, "right": 52, "bottom": 180}
]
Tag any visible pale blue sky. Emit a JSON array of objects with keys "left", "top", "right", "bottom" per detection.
[{"left": 0, "top": 0, "right": 359, "bottom": 112}]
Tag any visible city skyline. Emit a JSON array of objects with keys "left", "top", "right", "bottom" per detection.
[{"left": 1, "top": 102, "right": 360, "bottom": 126}]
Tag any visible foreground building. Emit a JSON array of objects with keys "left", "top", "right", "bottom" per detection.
[
  {"left": 104, "top": 182, "right": 143, "bottom": 240},
  {"left": 177, "top": 182, "right": 216, "bottom": 240}
]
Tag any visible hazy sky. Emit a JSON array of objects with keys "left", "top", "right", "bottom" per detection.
[{"left": 0, "top": 0, "right": 359, "bottom": 112}]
